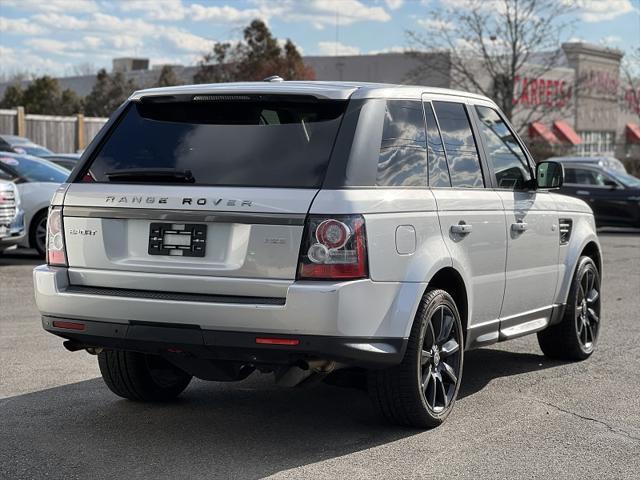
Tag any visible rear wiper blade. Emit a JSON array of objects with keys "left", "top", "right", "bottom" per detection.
[{"left": 106, "top": 168, "right": 195, "bottom": 183}]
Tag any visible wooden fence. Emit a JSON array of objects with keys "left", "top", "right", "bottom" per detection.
[{"left": 0, "top": 107, "right": 108, "bottom": 153}]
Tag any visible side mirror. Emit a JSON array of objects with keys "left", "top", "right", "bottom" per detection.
[{"left": 536, "top": 161, "right": 564, "bottom": 189}]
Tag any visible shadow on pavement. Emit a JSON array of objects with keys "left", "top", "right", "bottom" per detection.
[
  {"left": 1, "top": 347, "right": 565, "bottom": 479},
  {"left": 459, "top": 348, "right": 563, "bottom": 399},
  {"left": 0, "top": 248, "right": 42, "bottom": 267}
]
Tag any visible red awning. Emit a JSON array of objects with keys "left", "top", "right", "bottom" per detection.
[
  {"left": 626, "top": 122, "right": 640, "bottom": 143},
  {"left": 529, "top": 122, "right": 560, "bottom": 145},
  {"left": 553, "top": 121, "right": 582, "bottom": 145}
]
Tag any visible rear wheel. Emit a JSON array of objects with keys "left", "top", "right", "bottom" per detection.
[
  {"left": 538, "top": 256, "right": 601, "bottom": 360},
  {"left": 98, "top": 350, "right": 192, "bottom": 401},
  {"left": 368, "top": 289, "right": 464, "bottom": 428}
]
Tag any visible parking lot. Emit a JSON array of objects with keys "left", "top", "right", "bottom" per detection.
[{"left": 1, "top": 233, "right": 639, "bottom": 480}]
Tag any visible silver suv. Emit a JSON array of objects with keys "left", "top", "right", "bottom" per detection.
[{"left": 34, "top": 81, "right": 602, "bottom": 428}]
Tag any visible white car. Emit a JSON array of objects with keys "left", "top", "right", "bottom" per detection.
[
  {"left": 35, "top": 81, "right": 602, "bottom": 429},
  {"left": 0, "top": 179, "right": 25, "bottom": 252},
  {"left": 0, "top": 152, "right": 69, "bottom": 256}
]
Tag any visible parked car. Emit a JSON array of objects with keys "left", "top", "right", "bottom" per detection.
[
  {"left": 557, "top": 161, "right": 640, "bottom": 229},
  {"left": 35, "top": 81, "right": 602, "bottom": 429},
  {"left": 547, "top": 155, "right": 627, "bottom": 173},
  {"left": 0, "top": 179, "right": 25, "bottom": 252},
  {"left": 41, "top": 153, "right": 82, "bottom": 171},
  {"left": 0, "top": 152, "right": 69, "bottom": 256},
  {"left": 0, "top": 134, "right": 53, "bottom": 157}
]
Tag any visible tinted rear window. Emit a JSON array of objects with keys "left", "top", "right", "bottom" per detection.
[
  {"left": 376, "top": 100, "right": 427, "bottom": 187},
  {"left": 83, "top": 98, "right": 348, "bottom": 187}
]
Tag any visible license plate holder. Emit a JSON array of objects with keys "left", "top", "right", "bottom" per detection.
[{"left": 148, "top": 223, "right": 207, "bottom": 257}]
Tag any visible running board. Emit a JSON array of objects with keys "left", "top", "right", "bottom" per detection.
[{"left": 498, "top": 306, "right": 554, "bottom": 341}]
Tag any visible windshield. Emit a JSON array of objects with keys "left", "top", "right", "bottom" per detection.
[
  {"left": 0, "top": 155, "right": 69, "bottom": 183},
  {"left": 13, "top": 145, "right": 54, "bottom": 157},
  {"left": 609, "top": 170, "right": 640, "bottom": 188},
  {"left": 82, "top": 98, "right": 348, "bottom": 187}
]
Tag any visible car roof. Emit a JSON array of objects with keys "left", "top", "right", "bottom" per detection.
[
  {"left": 549, "top": 156, "right": 620, "bottom": 162},
  {"left": 129, "top": 80, "right": 494, "bottom": 103}
]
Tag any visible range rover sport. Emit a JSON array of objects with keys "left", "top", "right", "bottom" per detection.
[{"left": 34, "top": 81, "right": 602, "bottom": 428}]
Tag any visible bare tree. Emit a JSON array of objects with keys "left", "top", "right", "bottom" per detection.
[
  {"left": 407, "top": 0, "right": 575, "bottom": 129},
  {"left": 620, "top": 47, "right": 640, "bottom": 122}
]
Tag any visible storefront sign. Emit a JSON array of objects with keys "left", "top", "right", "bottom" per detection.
[{"left": 513, "top": 76, "right": 571, "bottom": 109}]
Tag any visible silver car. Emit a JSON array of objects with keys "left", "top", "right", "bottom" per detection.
[{"left": 34, "top": 81, "right": 602, "bottom": 428}]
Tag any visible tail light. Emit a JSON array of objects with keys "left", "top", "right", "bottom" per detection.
[
  {"left": 297, "top": 215, "right": 368, "bottom": 280},
  {"left": 46, "top": 206, "right": 67, "bottom": 266}
]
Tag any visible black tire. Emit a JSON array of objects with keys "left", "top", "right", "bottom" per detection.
[
  {"left": 537, "top": 256, "right": 601, "bottom": 361},
  {"left": 368, "top": 289, "right": 464, "bottom": 428},
  {"left": 98, "top": 350, "right": 192, "bottom": 401},
  {"left": 29, "top": 210, "right": 48, "bottom": 257}
]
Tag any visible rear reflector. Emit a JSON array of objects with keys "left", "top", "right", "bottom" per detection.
[
  {"left": 52, "top": 320, "right": 86, "bottom": 331},
  {"left": 255, "top": 337, "right": 300, "bottom": 346}
]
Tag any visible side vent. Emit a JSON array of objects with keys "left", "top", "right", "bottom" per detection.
[{"left": 559, "top": 218, "right": 573, "bottom": 245}]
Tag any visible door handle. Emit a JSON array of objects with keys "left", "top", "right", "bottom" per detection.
[
  {"left": 450, "top": 223, "right": 473, "bottom": 235},
  {"left": 576, "top": 190, "right": 590, "bottom": 195},
  {"left": 511, "top": 222, "right": 528, "bottom": 232}
]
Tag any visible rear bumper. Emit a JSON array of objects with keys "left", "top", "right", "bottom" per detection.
[
  {"left": 43, "top": 316, "right": 406, "bottom": 367},
  {"left": 34, "top": 265, "right": 425, "bottom": 366}
]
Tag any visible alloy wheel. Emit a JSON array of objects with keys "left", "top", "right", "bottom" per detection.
[
  {"left": 419, "top": 305, "right": 462, "bottom": 414},
  {"left": 575, "top": 266, "right": 600, "bottom": 353},
  {"left": 35, "top": 216, "right": 47, "bottom": 255}
]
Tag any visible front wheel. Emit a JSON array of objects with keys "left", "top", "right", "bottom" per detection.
[
  {"left": 98, "top": 350, "right": 192, "bottom": 401},
  {"left": 537, "top": 256, "right": 601, "bottom": 360},
  {"left": 368, "top": 289, "right": 464, "bottom": 428}
]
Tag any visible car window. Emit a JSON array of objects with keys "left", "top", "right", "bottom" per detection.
[
  {"left": 432, "top": 101, "right": 484, "bottom": 188},
  {"left": 83, "top": 99, "right": 347, "bottom": 188},
  {"left": 475, "top": 106, "right": 531, "bottom": 189},
  {"left": 375, "top": 100, "right": 427, "bottom": 187},
  {"left": 424, "top": 102, "right": 451, "bottom": 187},
  {"left": 0, "top": 155, "right": 69, "bottom": 183},
  {"left": 565, "top": 167, "right": 614, "bottom": 187}
]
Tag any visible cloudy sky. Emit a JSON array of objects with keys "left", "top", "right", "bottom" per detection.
[{"left": 0, "top": 0, "right": 638, "bottom": 77}]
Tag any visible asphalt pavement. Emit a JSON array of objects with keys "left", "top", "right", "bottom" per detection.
[{"left": 1, "top": 234, "right": 639, "bottom": 479}]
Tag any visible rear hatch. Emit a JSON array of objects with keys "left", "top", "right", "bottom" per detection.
[{"left": 62, "top": 94, "right": 348, "bottom": 297}]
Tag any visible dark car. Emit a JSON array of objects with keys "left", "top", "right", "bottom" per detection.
[
  {"left": 41, "top": 153, "right": 81, "bottom": 170},
  {"left": 558, "top": 162, "right": 640, "bottom": 228},
  {"left": 0, "top": 134, "right": 53, "bottom": 157}
]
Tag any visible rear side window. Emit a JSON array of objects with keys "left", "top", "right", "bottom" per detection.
[
  {"left": 82, "top": 97, "right": 348, "bottom": 187},
  {"left": 424, "top": 102, "right": 451, "bottom": 187},
  {"left": 432, "top": 101, "right": 484, "bottom": 188},
  {"left": 376, "top": 100, "right": 427, "bottom": 187},
  {"left": 475, "top": 106, "right": 531, "bottom": 189}
]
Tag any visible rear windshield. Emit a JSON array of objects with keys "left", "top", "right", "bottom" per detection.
[{"left": 82, "top": 97, "right": 348, "bottom": 187}]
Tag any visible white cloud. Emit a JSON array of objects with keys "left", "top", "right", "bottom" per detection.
[
  {"left": 32, "top": 13, "right": 88, "bottom": 30},
  {"left": 83, "top": 36, "right": 102, "bottom": 49},
  {"left": 317, "top": 41, "right": 360, "bottom": 56},
  {"left": 24, "top": 38, "right": 88, "bottom": 58},
  {"left": 385, "top": 0, "right": 404, "bottom": 10},
  {"left": 368, "top": 46, "right": 406, "bottom": 54},
  {"left": 578, "top": 0, "right": 634, "bottom": 22},
  {"left": 0, "top": 16, "right": 47, "bottom": 35},
  {"left": 600, "top": 35, "right": 622, "bottom": 45},
  {"left": 251, "top": 0, "right": 391, "bottom": 29},
  {"left": 118, "top": 0, "right": 188, "bottom": 21},
  {"left": 417, "top": 18, "right": 454, "bottom": 31},
  {"left": 189, "top": 4, "right": 265, "bottom": 23},
  {"left": 2, "top": 0, "right": 98, "bottom": 13},
  {"left": 158, "top": 27, "right": 215, "bottom": 53}
]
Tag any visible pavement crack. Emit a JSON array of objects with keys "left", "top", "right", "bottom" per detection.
[{"left": 530, "top": 398, "right": 640, "bottom": 442}]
